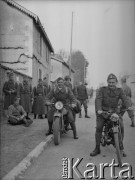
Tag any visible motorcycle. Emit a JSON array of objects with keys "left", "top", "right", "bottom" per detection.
[
  {"left": 47, "top": 101, "right": 73, "bottom": 145},
  {"left": 100, "top": 110, "right": 125, "bottom": 167}
]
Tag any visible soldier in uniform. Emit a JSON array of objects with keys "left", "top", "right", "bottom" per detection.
[
  {"left": 45, "top": 77, "right": 78, "bottom": 139},
  {"left": 8, "top": 97, "right": 33, "bottom": 127},
  {"left": 64, "top": 76, "right": 81, "bottom": 129},
  {"left": 120, "top": 77, "right": 134, "bottom": 127},
  {"left": 19, "top": 77, "right": 33, "bottom": 119},
  {"left": 76, "top": 82, "right": 90, "bottom": 118},
  {"left": 43, "top": 77, "right": 50, "bottom": 118},
  {"left": 64, "top": 75, "right": 72, "bottom": 90},
  {"left": 32, "top": 79, "right": 46, "bottom": 119},
  {"left": 90, "top": 73, "right": 132, "bottom": 157},
  {"left": 3, "top": 71, "right": 18, "bottom": 115}
]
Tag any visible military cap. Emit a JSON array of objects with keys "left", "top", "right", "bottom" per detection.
[
  {"left": 64, "top": 75, "right": 71, "bottom": 81},
  {"left": 107, "top": 73, "right": 118, "bottom": 82},
  {"left": 56, "top": 77, "right": 64, "bottom": 82},
  {"left": 38, "top": 78, "right": 42, "bottom": 82},
  {"left": 43, "top": 76, "right": 47, "bottom": 80}
]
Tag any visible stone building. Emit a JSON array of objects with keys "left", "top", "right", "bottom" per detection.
[{"left": 0, "top": 0, "right": 54, "bottom": 88}]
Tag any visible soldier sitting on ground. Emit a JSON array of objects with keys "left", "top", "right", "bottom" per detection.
[{"left": 8, "top": 97, "right": 33, "bottom": 127}]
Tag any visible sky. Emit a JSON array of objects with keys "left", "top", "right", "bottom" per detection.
[{"left": 17, "top": 0, "right": 135, "bottom": 88}]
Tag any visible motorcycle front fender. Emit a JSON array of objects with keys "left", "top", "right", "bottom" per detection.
[
  {"left": 54, "top": 112, "right": 62, "bottom": 117},
  {"left": 113, "top": 126, "right": 119, "bottom": 133}
]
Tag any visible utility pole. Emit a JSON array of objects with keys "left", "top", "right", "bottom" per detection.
[
  {"left": 84, "top": 60, "right": 86, "bottom": 84},
  {"left": 69, "top": 12, "right": 74, "bottom": 78}
]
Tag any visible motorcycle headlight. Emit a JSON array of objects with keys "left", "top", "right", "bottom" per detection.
[
  {"left": 55, "top": 101, "right": 63, "bottom": 110},
  {"left": 111, "top": 113, "right": 119, "bottom": 118},
  {"left": 111, "top": 113, "right": 119, "bottom": 121}
]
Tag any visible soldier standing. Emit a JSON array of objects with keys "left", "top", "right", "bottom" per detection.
[
  {"left": 43, "top": 77, "right": 50, "bottom": 118},
  {"left": 76, "top": 82, "right": 90, "bottom": 118},
  {"left": 19, "top": 77, "right": 33, "bottom": 120},
  {"left": 32, "top": 79, "right": 45, "bottom": 119},
  {"left": 90, "top": 74, "right": 132, "bottom": 157},
  {"left": 120, "top": 77, "right": 134, "bottom": 127},
  {"left": 3, "top": 71, "right": 18, "bottom": 116}
]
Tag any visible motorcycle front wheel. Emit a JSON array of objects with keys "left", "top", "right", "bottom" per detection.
[
  {"left": 53, "top": 117, "right": 61, "bottom": 145},
  {"left": 114, "top": 133, "right": 122, "bottom": 167}
]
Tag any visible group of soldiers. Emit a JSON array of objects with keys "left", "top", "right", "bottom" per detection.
[
  {"left": 2, "top": 71, "right": 90, "bottom": 136},
  {"left": 2, "top": 71, "right": 51, "bottom": 126},
  {"left": 3, "top": 70, "right": 134, "bottom": 156}
]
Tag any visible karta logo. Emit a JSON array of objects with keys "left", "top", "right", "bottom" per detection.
[{"left": 62, "top": 157, "right": 134, "bottom": 179}]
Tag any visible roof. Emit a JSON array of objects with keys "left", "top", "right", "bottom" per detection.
[
  {"left": 4, "top": 0, "right": 54, "bottom": 52},
  {"left": 51, "top": 56, "right": 75, "bottom": 73}
]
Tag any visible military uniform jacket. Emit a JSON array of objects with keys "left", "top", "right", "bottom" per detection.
[
  {"left": 76, "top": 85, "right": 88, "bottom": 100},
  {"left": 8, "top": 104, "right": 26, "bottom": 117},
  {"left": 19, "top": 82, "right": 33, "bottom": 112},
  {"left": 95, "top": 86, "right": 130, "bottom": 112},
  {"left": 122, "top": 84, "right": 132, "bottom": 98},
  {"left": 3, "top": 80, "right": 18, "bottom": 109},
  {"left": 46, "top": 86, "right": 76, "bottom": 105}
]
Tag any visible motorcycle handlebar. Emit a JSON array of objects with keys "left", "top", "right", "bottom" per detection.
[
  {"left": 46, "top": 102, "right": 74, "bottom": 107},
  {"left": 101, "top": 109, "right": 129, "bottom": 115}
]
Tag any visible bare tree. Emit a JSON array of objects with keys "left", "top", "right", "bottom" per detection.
[{"left": 55, "top": 49, "right": 69, "bottom": 62}]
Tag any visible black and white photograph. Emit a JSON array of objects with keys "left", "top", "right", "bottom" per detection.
[{"left": 0, "top": 0, "right": 135, "bottom": 179}]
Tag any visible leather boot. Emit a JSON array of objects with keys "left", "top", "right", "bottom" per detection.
[
  {"left": 70, "top": 122, "right": 79, "bottom": 139},
  {"left": 23, "top": 118, "right": 33, "bottom": 127},
  {"left": 130, "top": 117, "right": 135, "bottom": 127},
  {"left": 90, "top": 146, "right": 100, "bottom": 156},
  {"left": 90, "top": 132, "right": 101, "bottom": 156},
  {"left": 46, "top": 122, "right": 53, "bottom": 136},
  {"left": 79, "top": 112, "right": 82, "bottom": 118},
  {"left": 85, "top": 109, "right": 90, "bottom": 118},
  {"left": 34, "top": 114, "right": 37, "bottom": 119}
]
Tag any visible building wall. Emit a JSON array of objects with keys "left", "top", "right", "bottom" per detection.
[
  {"left": 32, "top": 23, "right": 51, "bottom": 86},
  {"left": 50, "top": 60, "right": 62, "bottom": 82},
  {"left": 0, "top": 0, "right": 33, "bottom": 77}
]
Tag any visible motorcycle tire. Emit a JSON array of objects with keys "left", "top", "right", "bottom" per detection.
[
  {"left": 53, "top": 117, "right": 61, "bottom": 145},
  {"left": 114, "top": 133, "right": 122, "bottom": 167}
]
